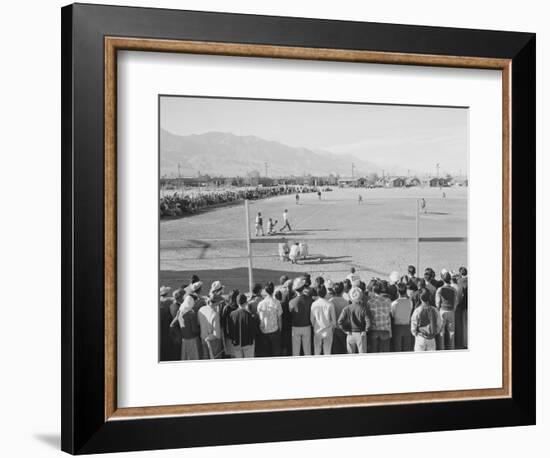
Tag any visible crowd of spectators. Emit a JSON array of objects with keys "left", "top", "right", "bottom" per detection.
[
  {"left": 159, "top": 264, "right": 468, "bottom": 361},
  {"left": 160, "top": 185, "right": 316, "bottom": 218}
]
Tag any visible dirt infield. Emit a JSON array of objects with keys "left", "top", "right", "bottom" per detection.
[{"left": 160, "top": 186, "right": 467, "bottom": 289}]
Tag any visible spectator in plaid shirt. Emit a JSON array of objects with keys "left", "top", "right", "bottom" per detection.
[{"left": 367, "top": 281, "right": 392, "bottom": 352}]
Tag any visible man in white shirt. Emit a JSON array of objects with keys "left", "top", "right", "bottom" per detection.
[
  {"left": 281, "top": 209, "right": 292, "bottom": 232},
  {"left": 289, "top": 242, "right": 300, "bottom": 264},
  {"left": 310, "top": 285, "right": 336, "bottom": 355},
  {"left": 390, "top": 283, "right": 413, "bottom": 351}
]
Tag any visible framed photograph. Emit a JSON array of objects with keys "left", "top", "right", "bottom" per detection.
[{"left": 61, "top": 3, "right": 536, "bottom": 454}]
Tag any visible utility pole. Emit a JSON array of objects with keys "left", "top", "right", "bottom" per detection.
[
  {"left": 264, "top": 161, "right": 268, "bottom": 177},
  {"left": 436, "top": 163, "right": 440, "bottom": 179},
  {"left": 177, "top": 162, "right": 181, "bottom": 178},
  {"left": 351, "top": 162, "right": 355, "bottom": 179}
]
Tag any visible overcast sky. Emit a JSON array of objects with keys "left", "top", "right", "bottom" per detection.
[{"left": 161, "top": 96, "right": 468, "bottom": 175}]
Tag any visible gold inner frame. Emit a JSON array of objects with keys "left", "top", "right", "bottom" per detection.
[{"left": 104, "top": 37, "right": 512, "bottom": 421}]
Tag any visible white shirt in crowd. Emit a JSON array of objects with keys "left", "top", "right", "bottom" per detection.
[{"left": 310, "top": 297, "right": 337, "bottom": 335}]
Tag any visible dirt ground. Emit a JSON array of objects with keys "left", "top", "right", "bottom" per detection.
[{"left": 160, "top": 186, "right": 467, "bottom": 290}]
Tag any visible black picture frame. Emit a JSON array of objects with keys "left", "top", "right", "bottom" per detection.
[{"left": 61, "top": 3, "right": 535, "bottom": 454}]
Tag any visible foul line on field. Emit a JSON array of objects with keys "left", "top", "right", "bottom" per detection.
[{"left": 160, "top": 236, "right": 467, "bottom": 248}]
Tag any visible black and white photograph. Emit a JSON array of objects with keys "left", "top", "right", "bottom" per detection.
[{"left": 159, "top": 95, "right": 469, "bottom": 361}]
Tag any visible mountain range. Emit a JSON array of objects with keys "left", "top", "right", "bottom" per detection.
[{"left": 160, "top": 130, "right": 386, "bottom": 178}]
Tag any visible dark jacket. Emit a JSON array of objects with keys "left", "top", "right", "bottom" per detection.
[
  {"left": 337, "top": 303, "right": 371, "bottom": 333},
  {"left": 228, "top": 307, "right": 257, "bottom": 347},
  {"left": 180, "top": 309, "right": 200, "bottom": 339},
  {"left": 221, "top": 304, "right": 238, "bottom": 339},
  {"left": 436, "top": 284, "right": 457, "bottom": 311},
  {"left": 289, "top": 294, "right": 313, "bottom": 327}
]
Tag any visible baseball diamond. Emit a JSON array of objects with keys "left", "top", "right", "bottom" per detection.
[{"left": 160, "top": 186, "right": 467, "bottom": 292}]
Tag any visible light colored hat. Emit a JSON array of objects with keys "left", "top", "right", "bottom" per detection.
[
  {"left": 209, "top": 280, "right": 224, "bottom": 294},
  {"left": 389, "top": 271, "right": 400, "bottom": 283},
  {"left": 440, "top": 268, "right": 448, "bottom": 277},
  {"left": 325, "top": 279, "right": 334, "bottom": 290},
  {"left": 284, "top": 279, "right": 293, "bottom": 288},
  {"left": 187, "top": 281, "right": 203, "bottom": 293},
  {"left": 159, "top": 286, "right": 172, "bottom": 296},
  {"left": 293, "top": 277, "right": 306, "bottom": 290},
  {"left": 349, "top": 286, "right": 363, "bottom": 302}
]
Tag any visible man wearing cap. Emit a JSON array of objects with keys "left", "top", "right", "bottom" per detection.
[
  {"left": 337, "top": 287, "right": 370, "bottom": 353},
  {"left": 366, "top": 282, "right": 393, "bottom": 353},
  {"left": 435, "top": 271, "right": 458, "bottom": 350},
  {"left": 289, "top": 277, "right": 313, "bottom": 356},
  {"left": 310, "top": 285, "right": 337, "bottom": 355}
]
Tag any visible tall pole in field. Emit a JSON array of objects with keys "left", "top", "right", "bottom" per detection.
[
  {"left": 415, "top": 198, "right": 420, "bottom": 272},
  {"left": 244, "top": 199, "right": 254, "bottom": 293}
]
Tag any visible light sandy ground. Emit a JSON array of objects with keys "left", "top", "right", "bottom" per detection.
[{"left": 160, "top": 186, "right": 467, "bottom": 286}]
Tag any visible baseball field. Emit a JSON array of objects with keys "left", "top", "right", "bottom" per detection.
[{"left": 160, "top": 186, "right": 467, "bottom": 292}]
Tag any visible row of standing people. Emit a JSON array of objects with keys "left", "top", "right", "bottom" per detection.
[{"left": 160, "top": 265, "right": 468, "bottom": 361}]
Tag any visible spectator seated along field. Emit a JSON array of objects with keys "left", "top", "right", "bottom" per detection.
[
  {"left": 160, "top": 184, "right": 317, "bottom": 218},
  {"left": 158, "top": 265, "right": 468, "bottom": 362}
]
